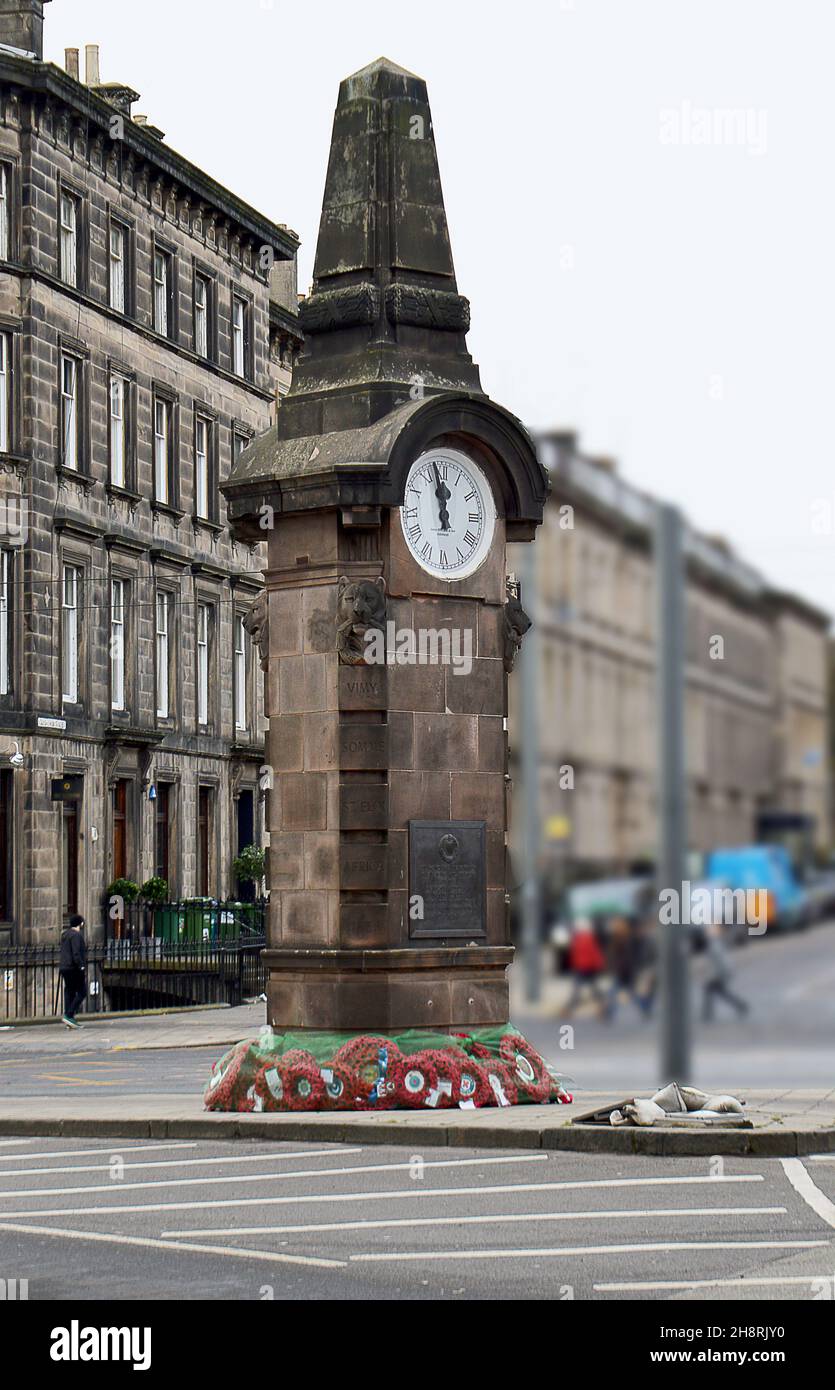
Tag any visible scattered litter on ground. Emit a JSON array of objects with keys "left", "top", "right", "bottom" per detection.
[{"left": 574, "top": 1081, "right": 752, "bottom": 1128}]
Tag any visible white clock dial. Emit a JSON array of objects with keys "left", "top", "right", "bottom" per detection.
[{"left": 399, "top": 448, "right": 496, "bottom": 579}]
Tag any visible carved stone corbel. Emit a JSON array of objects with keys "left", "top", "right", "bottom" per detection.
[
  {"left": 336, "top": 576, "right": 387, "bottom": 666},
  {"left": 503, "top": 579, "right": 532, "bottom": 673}
]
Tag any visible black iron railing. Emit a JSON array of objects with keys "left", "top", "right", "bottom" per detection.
[{"left": 0, "top": 934, "right": 266, "bottom": 1024}]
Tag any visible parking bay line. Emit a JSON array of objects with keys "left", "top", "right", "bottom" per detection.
[
  {"left": 0, "top": 1142, "right": 198, "bottom": 1164},
  {"left": 0, "top": 1147, "right": 364, "bottom": 1179},
  {"left": 0, "top": 1172, "right": 766, "bottom": 1222},
  {"left": 0, "top": 1219, "right": 346, "bottom": 1270},
  {"left": 0, "top": 1152, "right": 548, "bottom": 1200},
  {"left": 781, "top": 1158, "right": 835, "bottom": 1230},
  {"left": 350, "top": 1239, "right": 827, "bottom": 1264},
  {"left": 163, "top": 1205, "right": 787, "bottom": 1239},
  {"left": 596, "top": 1275, "right": 835, "bottom": 1293}
]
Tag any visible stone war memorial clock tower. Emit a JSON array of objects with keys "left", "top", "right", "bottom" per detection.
[{"left": 210, "top": 59, "right": 568, "bottom": 1114}]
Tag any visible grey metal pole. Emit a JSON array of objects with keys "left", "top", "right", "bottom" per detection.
[
  {"left": 655, "top": 502, "right": 690, "bottom": 1080},
  {"left": 519, "top": 543, "right": 542, "bottom": 1004}
]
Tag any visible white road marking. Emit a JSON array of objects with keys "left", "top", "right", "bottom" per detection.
[
  {"left": 809, "top": 1155, "right": 835, "bottom": 1162},
  {"left": 163, "top": 1205, "right": 786, "bottom": 1239},
  {"left": 350, "top": 1239, "right": 827, "bottom": 1264},
  {"left": 0, "top": 1152, "right": 546, "bottom": 1200},
  {"left": 0, "top": 1140, "right": 36, "bottom": 1148},
  {"left": 781, "top": 1158, "right": 835, "bottom": 1229},
  {"left": 0, "top": 1147, "right": 363, "bottom": 1179},
  {"left": 0, "top": 1172, "right": 765, "bottom": 1222},
  {"left": 0, "top": 1219, "right": 345, "bottom": 1269},
  {"left": 596, "top": 1275, "right": 835, "bottom": 1292},
  {"left": 0, "top": 1143, "right": 198, "bottom": 1165}
]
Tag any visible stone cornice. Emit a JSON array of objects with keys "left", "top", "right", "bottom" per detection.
[{"left": 0, "top": 54, "right": 299, "bottom": 263}]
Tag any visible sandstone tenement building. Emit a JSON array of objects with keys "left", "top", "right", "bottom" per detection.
[{"left": 0, "top": 3, "right": 301, "bottom": 944}]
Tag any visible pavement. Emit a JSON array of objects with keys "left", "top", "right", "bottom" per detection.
[
  {"left": 0, "top": 1013, "right": 832, "bottom": 1154},
  {"left": 1, "top": 1135, "right": 834, "bottom": 1300},
  {"left": 2, "top": 920, "right": 834, "bottom": 1155}
]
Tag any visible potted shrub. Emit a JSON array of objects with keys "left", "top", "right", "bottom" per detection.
[
  {"left": 138, "top": 876, "right": 170, "bottom": 940},
  {"left": 232, "top": 844, "right": 266, "bottom": 913},
  {"left": 105, "top": 878, "right": 140, "bottom": 940}
]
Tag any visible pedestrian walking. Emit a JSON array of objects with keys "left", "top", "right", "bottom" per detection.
[
  {"left": 59, "top": 913, "right": 87, "bottom": 1029},
  {"left": 604, "top": 915, "right": 651, "bottom": 1020},
  {"left": 701, "top": 919, "right": 749, "bottom": 1022},
  {"left": 564, "top": 916, "right": 607, "bottom": 1017}
]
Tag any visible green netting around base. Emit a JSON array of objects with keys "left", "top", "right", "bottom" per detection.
[{"left": 203, "top": 1024, "right": 573, "bottom": 1112}]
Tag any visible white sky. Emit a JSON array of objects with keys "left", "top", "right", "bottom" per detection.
[{"left": 44, "top": 0, "right": 835, "bottom": 618}]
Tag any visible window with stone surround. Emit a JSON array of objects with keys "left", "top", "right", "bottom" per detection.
[
  {"left": 233, "top": 611, "right": 248, "bottom": 732},
  {"left": 110, "top": 576, "right": 126, "bottom": 712},
  {"left": 0, "top": 332, "right": 10, "bottom": 453},
  {"left": 155, "top": 588, "right": 172, "bottom": 720},
  {"left": 153, "top": 243, "right": 175, "bottom": 339},
  {"left": 194, "top": 414, "right": 212, "bottom": 520},
  {"left": 0, "top": 164, "right": 11, "bottom": 261},
  {"left": 61, "top": 562, "right": 82, "bottom": 705},
  {"left": 60, "top": 353, "right": 82, "bottom": 470},
  {"left": 109, "top": 372, "right": 129, "bottom": 488},
  {"left": 108, "top": 218, "right": 130, "bottom": 313},
  {"left": 196, "top": 601, "right": 210, "bottom": 728},
  {"left": 59, "top": 188, "right": 81, "bottom": 287},
  {"left": 0, "top": 549, "right": 12, "bottom": 699},
  {"left": 152, "top": 391, "right": 176, "bottom": 506},
  {"left": 232, "top": 292, "right": 251, "bottom": 379},
  {"left": 194, "top": 269, "right": 214, "bottom": 359}
]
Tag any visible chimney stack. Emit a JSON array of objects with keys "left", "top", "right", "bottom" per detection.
[
  {"left": 84, "top": 42, "right": 100, "bottom": 86},
  {"left": 0, "top": 1, "right": 51, "bottom": 60},
  {"left": 64, "top": 47, "right": 79, "bottom": 80}
]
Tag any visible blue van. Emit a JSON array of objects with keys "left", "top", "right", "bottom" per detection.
[{"left": 705, "top": 845, "right": 808, "bottom": 932}]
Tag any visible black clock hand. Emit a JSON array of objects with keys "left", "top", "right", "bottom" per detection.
[{"left": 432, "top": 461, "right": 451, "bottom": 532}]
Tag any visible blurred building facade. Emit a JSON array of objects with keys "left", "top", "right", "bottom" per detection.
[{"left": 508, "top": 432, "right": 831, "bottom": 889}]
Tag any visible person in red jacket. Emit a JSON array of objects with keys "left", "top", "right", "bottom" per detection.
[{"left": 565, "top": 917, "right": 607, "bottom": 1017}]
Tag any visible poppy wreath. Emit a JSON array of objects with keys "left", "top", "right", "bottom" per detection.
[
  {"left": 319, "top": 1061, "right": 357, "bottom": 1110},
  {"left": 279, "top": 1049, "right": 326, "bottom": 1110},
  {"left": 203, "top": 1042, "right": 249, "bottom": 1111},
  {"left": 454, "top": 1055, "right": 493, "bottom": 1108},
  {"left": 334, "top": 1035, "right": 403, "bottom": 1109},
  {"left": 409, "top": 1049, "right": 463, "bottom": 1109},
  {"left": 395, "top": 1051, "right": 441, "bottom": 1108},
  {"left": 253, "top": 1061, "right": 290, "bottom": 1112},
  {"left": 499, "top": 1033, "right": 552, "bottom": 1103},
  {"left": 476, "top": 1058, "right": 519, "bottom": 1108}
]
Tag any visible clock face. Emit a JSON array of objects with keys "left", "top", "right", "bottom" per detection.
[{"left": 399, "top": 448, "right": 496, "bottom": 579}]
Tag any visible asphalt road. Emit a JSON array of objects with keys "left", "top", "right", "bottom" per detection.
[
  {"left": 0, "top": 1136, "right": 834, "bottom": 1300},
  {"left": 516, "top": 918, "right": 835, "bottom": 1091}
]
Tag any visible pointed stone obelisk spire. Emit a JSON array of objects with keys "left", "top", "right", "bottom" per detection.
[{"left": 282, "top": 56, "right": 483, "bottom": 439}]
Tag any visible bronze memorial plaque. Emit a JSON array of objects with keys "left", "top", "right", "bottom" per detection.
[{"left": 409, "top": 819, "right": 487, "bottom": 939}]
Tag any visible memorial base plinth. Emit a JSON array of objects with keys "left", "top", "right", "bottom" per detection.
[
  {"left": 263, "top": 946, "right": 515, "bottom": 1033},
  {"left": 204, "top": 1023, "right": 573, "bottom": 1113}
]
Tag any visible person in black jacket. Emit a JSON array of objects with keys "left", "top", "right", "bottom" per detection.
[{"left": 59, "top": 914, "right": 87, "bottom": 1028}]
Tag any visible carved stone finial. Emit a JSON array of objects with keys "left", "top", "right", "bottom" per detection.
[
  {"left": 503, "top": 583, "right": 531, "bottom": 672},
  {"left": 336, "top": 575, "right": 387, "bottom": 665},
  {"left": 243, "top": 589, "right": 269, "bottom": 672}
]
